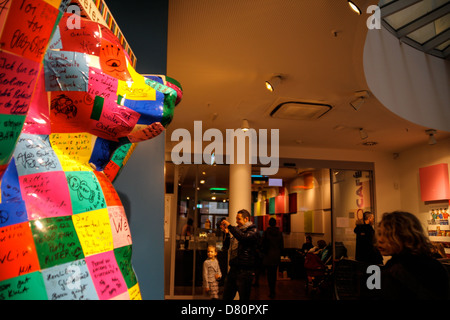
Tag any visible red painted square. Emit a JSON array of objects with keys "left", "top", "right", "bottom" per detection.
[{"left": 419, "top": 163, "right": 450, "bottom": 201}]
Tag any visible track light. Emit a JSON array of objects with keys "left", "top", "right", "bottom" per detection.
[
  {"left": 359, "top": 128, "right": 368, "bottom": 140},
  {"left": 350, "top": 90, "right": 369, "bottom": 111},
  {"left": 265, "top": 75, "right": 282, "bottom": 92},
  {"left": 241, "top": 119, "right": 249, "bottom": 132},
  {"left": 350, "top": 97, "right": 365, "bottom": 111},
  {"left": 426, "top": 129, "right": 437, "bottom": 145},
  {"left": 348, "top": 1, "right": 361, "bottom": 15}
]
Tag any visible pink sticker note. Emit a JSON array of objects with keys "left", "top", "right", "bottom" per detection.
[
  {"left": 19, "top": 171, "right": 73, "bottom": 220},
  {"left": 86, "top": 251, "right": 128, "bottom": 300},
  {"left": 89, "top": 98, "right": 141, "bottom": 141},
  {"left": 108, "top": 206, "right": 132, "bottom": 248},
  {"left": 88, "top": 67, "right": 118, "bottom": 100}
]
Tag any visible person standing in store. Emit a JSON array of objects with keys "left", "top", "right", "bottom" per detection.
[
  {"left": 354, "top": 211, "right": 383, "bottom": 265},
  {"left": 373, "top": 211, "right": 450, "bottom": 300},
  {"left": 221, "top": 209, "right": 260, "bottom": 300},
  {"left": 181, "top": 218, "right": 194, "bottom": 249},
  {"left": 262, "top": 217, "right": 284, "bottom": 299}
]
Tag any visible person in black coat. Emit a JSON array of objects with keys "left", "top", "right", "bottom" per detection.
[
  {"left": 373, "top": 211, "right": 450, "bottom": 300},
  {"left": 354, "top": 211, "right": 383, "bottom": 265},
  {"left": 262, "top": 218, "right": 284, "bottom": 299},
  {"left": 221, "top": 209, "right": 259, "bottom": 300}
]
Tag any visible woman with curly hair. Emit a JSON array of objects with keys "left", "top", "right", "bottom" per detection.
[{"left": 375, "top": 211, "right": 449, "bottom": 299}]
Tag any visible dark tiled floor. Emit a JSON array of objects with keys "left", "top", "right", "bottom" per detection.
[{"left": 250, "top": 270, "right": 334, "bottom": 300}]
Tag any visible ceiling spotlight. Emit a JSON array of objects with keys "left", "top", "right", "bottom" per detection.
[
  {"left": 350, "top": 90, "right": 369, "bottom": 111},
  {"left": 350, "top": 97, "right": 365, "bottom": 110},
  {"left": 241, "top": 119, "right": 250, "bottom": 132},
  {"left": 348, "top": 1, "right": 361, "bottom": 15},
  {"left": 426, "top": 129, "right": 437, "bottom": 145},
  {"left": 265, "top": 75, "right": 282, "bottom": 92},
  {"left": 359, "top": 128, "right": 368, "bottom": 140}
]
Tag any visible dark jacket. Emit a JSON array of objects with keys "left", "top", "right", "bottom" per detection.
[
  {"left": 378, "top": 253, "right": 450, "bottom": 300},
  {"left": 224, "top": 223, "right": 259, "bottom": 269},
  {"left": 354, "top": 223, "right": 383, "bottom": 265},
  {"left": 262, "top": 226, "right": 284, "bottom": 266}
]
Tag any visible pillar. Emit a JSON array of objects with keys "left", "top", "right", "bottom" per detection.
[{"left": 228, "top": 163, "right": 252, "bottom": 224}]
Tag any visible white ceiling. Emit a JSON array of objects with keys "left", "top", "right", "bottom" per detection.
[{"left": 165, "top": 0, "right": 450, "bottom": 158}]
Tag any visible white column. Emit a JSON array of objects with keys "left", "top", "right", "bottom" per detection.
[{"left": 228, "top": 163, "right": 252, "bottom": 224}]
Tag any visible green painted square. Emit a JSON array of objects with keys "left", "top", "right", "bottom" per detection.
[
  {"left": 114, "top": 245, "right": 138, "bottom": 289},
  {"left": 30, "top": 216, "right": 84, "bottom": 269}
]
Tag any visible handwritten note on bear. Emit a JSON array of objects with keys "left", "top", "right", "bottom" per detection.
[
  {"left": 85, "top": 251, "right": 127, "bottom": 300},
  {"left": 0, "top": 222, "right": 40, "bottom": 282},
  {"left": 50, "top": 133, "right": 93, "bottom": 171},
  {"left": 19, "top": 171, "right": 72, "bottom": 220},
  {"left": 89, "top": 97, "right": 140, "bottom": 141},
  {"left": 0, "top": 0, "right": 58, "bottom": 62},
  {"left": 30, "top": 216, "right": 84, "bottom": 269},
  {"left": 59, "top": 15, "right": 101, "bottom": 56},
  {"left": 88, "top": 67, "right": 118, "bottom": 100},
  {"left": 66, "top": 171, "right": 106, "bottom": 214},
  {"left": 49, "top": 92, "right": 93, "bottom": 133},
  {"left": 108, "top": 206, "right": 131, "bottom": 248},
  {"left": 94, "top": 171, "right": 122, "bottom": 207},
  {"left": 41, "top": 259, "right": 99, "bottom": 300},
  {"left": 72, "top": 209, "right": 113, "bottom": 256},
  {"left": 0, "top": 51, "right": 40, "bottom": 115},
  {"left": 0, "top": 271, "right": 47, "bottom": 300},
  {"left": 0, "top": 114, "right": 25, "bottom": 165},
  {"left": 114, "top": 245, "right": 137, "bottom": 288},
  {"left": 44, "top": 51, "right": 89, "bottom": 92},
  {"left": 14, "top": 133, "right": 62, "bottom": 176}
]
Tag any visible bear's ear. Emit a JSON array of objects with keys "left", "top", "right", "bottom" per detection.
[{"left": 99, "top": 39, "right": 132, "bottom": 82}]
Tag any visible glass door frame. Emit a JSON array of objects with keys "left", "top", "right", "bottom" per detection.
[
  {"left": 330, "top": 168, "right": 376, "bottom": 261},
  {"left": 165, "top": 162, "right": 230, "bottom": 299}
]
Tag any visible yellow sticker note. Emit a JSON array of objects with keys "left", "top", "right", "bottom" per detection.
[
  {"left": 117, "top": 65, "right": 156, "bottom": 101},
  {"left": 72, "top": 209, "right": 114, "bottom": 256},
  {"left": 50, "top": 133, "right": 94, "bottom": 171},
  {"left": 128, "top": 283, "right": 142, "bottom": 300}
]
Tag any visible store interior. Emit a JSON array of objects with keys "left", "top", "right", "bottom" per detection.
[
  {"left": 1, "top": 0, "right": 447, "bottom": 301},
  {"left": 163, "top": 155, "right": 450, "bottom": 299}
]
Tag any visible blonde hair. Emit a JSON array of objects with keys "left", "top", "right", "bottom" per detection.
[
  {"left": 207, "top": 245, "right": 218, "bottom": 253},
  {"left": 378, "top": 211, "right": 433, "bottom": 256}
]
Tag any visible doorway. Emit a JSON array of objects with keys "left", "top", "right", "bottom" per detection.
[
  {"left": 165, "top": 162, "right": 229, "bottom": 299},
  {"left": 331, "top": 169, "right": 375, "bottom": 260}
]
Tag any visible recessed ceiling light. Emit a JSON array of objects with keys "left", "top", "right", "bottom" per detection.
[{"left": 348, "top": 1, "right": 361, "bottom": 15}]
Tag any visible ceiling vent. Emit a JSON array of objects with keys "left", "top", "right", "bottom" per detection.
[{"left": 270, "top": 99, "right": 332, "bottom": 120}]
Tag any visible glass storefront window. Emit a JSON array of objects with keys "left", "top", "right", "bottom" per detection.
[{"left": 165, "top": 162, "right": 229, "bottom": 298}]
